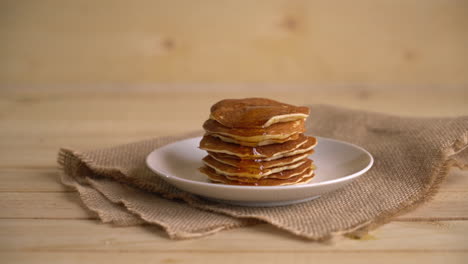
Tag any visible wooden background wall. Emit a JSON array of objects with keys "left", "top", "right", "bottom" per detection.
[{"left": 1, "top": 0, "right": 467, "bottom": 87}]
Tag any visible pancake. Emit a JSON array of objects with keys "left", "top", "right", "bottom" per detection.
[
  {"left": 209, "top": 133, "right": 301, "bottom": 147},
  {"left": 208, "top": 149, "right": 314, "bottom": 169},
  {"left": 210, "top": 98, "right": 310, "bottom": 128},
  {"left": 204, "top": 119, "right": 305, "bottom": 138},
  {"left": 203, "top": 119, "right": 305, "bottom": 144},
  {"left": 199, "top": 165, "right": 315, "bottom": 186},
  {"left": 202, "top": 155, "right": 311, "bottom": 179},
  {"left": 199, "top": 134, "right": 317, "bottom": 160},
  {"left": 200, "top": 98, "right": 316, "bottom": 186},
  {"left": 225, "top": 160, "right": 314, "bottom": 181}
]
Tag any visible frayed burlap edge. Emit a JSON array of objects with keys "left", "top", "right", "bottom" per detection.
[
  {"left": 343, "top": 131, "right": 468, "bottom": 239},
  {"left": 60, "top": 173, "right": 145, "bottom": 226},
  {"left": 57, "top": 133, "right": 259, "bottom": 239},
  {"left": 58, "top": 131, "right": 468, "bottom": 241}
]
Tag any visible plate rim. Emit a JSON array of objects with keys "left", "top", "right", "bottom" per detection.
[{"left": 146, "top": 136, "right": 374, "bottom": 190}]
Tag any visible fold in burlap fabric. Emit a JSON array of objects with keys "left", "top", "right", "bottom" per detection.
[{"left": 58, "top": 105, "right": 468, "bottom": 240}]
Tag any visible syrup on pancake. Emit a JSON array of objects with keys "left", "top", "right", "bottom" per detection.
[{"left": 199, "top": 98, "right": 316, "bottom": 186}]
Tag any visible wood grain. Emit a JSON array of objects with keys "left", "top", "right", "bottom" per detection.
[
  {"left": 1, "top": 0, "right": 468, "bottom": 86},
  {"left": 0, "top": 170, "right": 68, "bottom": 192},
  {"left": 0, "top": 88, "right": 467, "bottom": 168},
  {"left": 0, "top": 87, "right": 466, "bottom": 263},
  {"left": 0, "top": 169, "right": 466, "bottom": 221},
  {"left": 1, "top": 252, "right": 467, "bottom": 264},
  {"left": 1, "top": 220, "right": 467, "bottom": 252}
]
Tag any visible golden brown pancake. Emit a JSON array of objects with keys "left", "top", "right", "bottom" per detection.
[
  {"left": 208, "top": 149, "right": 314, "bottom": 169},
  {"left": 199, "top": 166, "right": 315, "bottom": 186},
  {"left": 210, "top": 98, "right": 310, "bottom": 128},
  {"left": 200, "top": 98, "right": 316, "bottom": 186},
  {"left": 199, "top": 134, "right": 317, "bottom": 160},
  {"left": 203, "top": 119, "right": 305, "bottom": 147},
  {"left": 209, "top": 133, "right": 301, "bottom": 147},
  {"left": 203, "top": 119, "right": 305, "bottom": 138},
  {"left": 225, "top": 160, "right": 313, "bottom": 181},
  {"left": 203, "top": 155, "right": 311, "bottom": 179}
]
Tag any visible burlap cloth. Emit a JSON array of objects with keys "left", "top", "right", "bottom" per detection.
[{"left": 58, "top": 105, "right": 468, "bottom": 240}]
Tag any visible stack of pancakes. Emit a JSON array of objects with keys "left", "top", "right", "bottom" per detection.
[{"left": 198, "top": 98, "right": 317, "bottom": 186}]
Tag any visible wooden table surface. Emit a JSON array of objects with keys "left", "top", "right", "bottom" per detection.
[{"left": 1, "top": 86, "right": 467, "bottom": 264}]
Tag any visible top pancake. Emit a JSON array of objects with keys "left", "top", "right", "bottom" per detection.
[
  {"left": 203, "top": 119, "right": 305, "bottom": 142},
  {"left": 210, "top": 98, "right": 310, "bottom": 128}
]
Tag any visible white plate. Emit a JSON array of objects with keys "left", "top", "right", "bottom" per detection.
[{"left": 146, "top": 136, "right": 373, "bottom": 207}]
